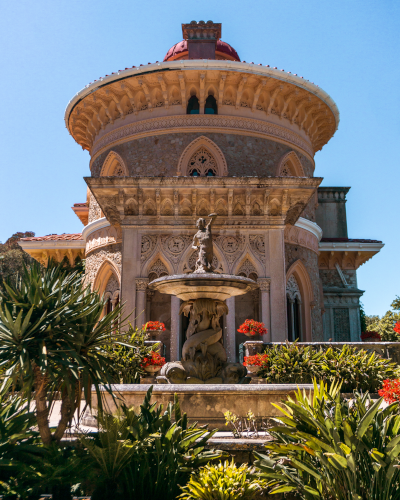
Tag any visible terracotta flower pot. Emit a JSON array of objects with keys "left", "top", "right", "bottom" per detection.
[{"left": 144, "top": 365, "right": 162, "bottom": 374}]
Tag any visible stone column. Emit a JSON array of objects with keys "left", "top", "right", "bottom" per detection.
[
  {"left": 121, "top": 228, "right": 139, "bottom": 329},
  {"left": 135, "top": 278, "right": 149, "bottom": 328},
  {"left": 265, "top": 228, "right": 287, "bottom": 341},
  {"left": 225, "top": 296, "right": 236, "bottom": 363},
  {"left": 170, "top": 296, "right": 181, "bottom": 362},
  {"left": 258, "top": 278, "right": 271, "bottom": 342}
]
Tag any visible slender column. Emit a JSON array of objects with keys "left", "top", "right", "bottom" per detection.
[
  {"left": 121, "top": 228, "right": 139, "bottom": 328},
  {"left": 146, "top": 290, "right": 154, "bottom": 323},
  {"left": 225, "top": 297, "right": 236, "bottom": 362},
  {"left": 170, "top": 296, "right": 181, "bottom": 361},
  {"left": 135, "top": 278, "right": 149, "bottom": 328},
  {"left": 258, "top": 278, "right": 271, "bottom": 342},
  {"left": 298, "top": 300, "right": 303, "bottom": 341},
  {"left": 290, "top": 298, "right": 295, "bottom": 340},
  {"left": 265, "top": 228, "right": 287, "bottom": 341}
]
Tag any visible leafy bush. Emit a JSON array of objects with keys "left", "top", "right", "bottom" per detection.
[
  {"left": 179, "top": 460, "right": 266, "bottom": 500},
  {"left": 105, "top": 325, "right": 157, "bottom": 383},
  {"left": 255, "top": 380, "right": 400, "bottom": 500},
  {"left": 81, "top": 386, "right": 225, "bottom": 500},
  {"left": 257, "top": 342, "right": 400, "bottom": 392}
]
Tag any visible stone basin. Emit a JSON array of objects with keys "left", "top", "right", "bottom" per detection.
[{"left": 148, "top": 273, "right": 258, "bottom": 301}]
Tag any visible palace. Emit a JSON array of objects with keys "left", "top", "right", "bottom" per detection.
[{"left": 19, "top": 21, "right": 383, "bottom": 362}]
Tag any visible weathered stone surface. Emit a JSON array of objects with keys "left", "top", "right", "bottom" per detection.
[
  {"left": 85, "top": 244, "right": 122, "bottom": 288},
  {"left": 92, "top": 384, "right": 314, "bottom": 429},
  {"left": 91, "top": 133, "right": 314, "bottom": 178}
]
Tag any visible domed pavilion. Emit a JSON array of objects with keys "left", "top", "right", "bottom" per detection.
[{"left": 20, "top": 20, "right": 383, "bottom": 361}]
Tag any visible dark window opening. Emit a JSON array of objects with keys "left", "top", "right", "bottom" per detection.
[
  {"left": 190, "top": 169, "right": 200, "bottom": 177},
  {"left": 287, "top": 297, "right": 302, "bottom": 342},
  {"left": 205, "top": 95, "right": 218, "bottom": 114},
  {"left": 187, "top": 95, "right": 199, "bottom": 114},
  {"left": 206, "top": 169, "right": 215, "bottom": 177}
]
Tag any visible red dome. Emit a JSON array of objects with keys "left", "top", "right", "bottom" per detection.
[{"left": 163, "top": 39, "right": 240, "bottom": 62}]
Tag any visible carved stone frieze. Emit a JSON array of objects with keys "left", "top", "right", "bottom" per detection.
[
  {"left": 86, "top": 225, "right": 121, "bottom": 254},
  {"left": 284, "top": 224, "right": 319, "bottom": 254},
  {"left": 141, "top": 235, "right": 157, "bottom": 262},
  {"left": 249, "top": 235, "right": 266, "bottom": 264},
  {"left": 160, "top": 235, "right": 192, "bottom": 267},
  {"left": 214, "top": 234, "right": 245, "bottom": 270},
  {"left": 237, "top": 259, "right": 258, "bottom": 279}
]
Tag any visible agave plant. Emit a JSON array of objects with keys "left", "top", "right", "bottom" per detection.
[
  {"left": 81, "top": 386, "right": 226, "bottom": 500},
  {"left": 254, "top": 380, "right": 400, "bottom": 499},
  {"left": 0, "top": 260, "right": 129, "bottom": 446}
]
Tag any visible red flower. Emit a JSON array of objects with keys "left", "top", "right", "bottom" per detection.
[
  {"left": 378, "top": 378, "right": 400, "bottom": 403},
  {"left": 243, "top": 353, "right": 269, "bottom": 367},
  {"left": 140, "top": 351, "right": 166, "bottom": 368},
  {"left": 394, "top": 322, "right": 400, "bottom": 335},
  {"left": 143, "top": 321, "right": 166, "bottom": 332},
  {"left": 360, "top": 331, "right": 381, "bottom": 340},
  {"left": 237, "top": 319, "right": 267, "bottom": 336}
]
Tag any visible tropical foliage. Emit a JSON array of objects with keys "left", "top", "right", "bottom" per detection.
[
  {"left": 255, "top": 380, "right": 400, "bottom": 500},
  {"left": 367, "top": 296, "right": 400, "bottom": 341},
  {"left": 81, "top": 386, "right": 225, "bottom": 500},
  {"left": 179, "top": 460, "right": 266, "bottom": 500},
  {"left": 257, "top": 342, "right": 399, "bottom": 392},
  {"left": 0, "top": 260, "right": 127, "bottom": 445},
  {"left": 0, "top": 232, "right": 35, "bottom": 290}
]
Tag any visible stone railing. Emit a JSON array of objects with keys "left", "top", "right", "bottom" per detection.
[{"left": 241, "top": 341, "right": 400, "bottom": 365}]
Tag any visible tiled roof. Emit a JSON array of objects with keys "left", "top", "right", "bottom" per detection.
[
  {"left": 21, "top": 233, "right": 83, "bottom": 242},
  {"left": 320, "top": 238, "right": 382, "bottom": 243},
  {"left": 73, "top": 202, "right": 88, "bottom": 208}
]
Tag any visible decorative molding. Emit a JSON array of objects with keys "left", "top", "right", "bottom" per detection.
[
  {"left": 294, "top": 217, "right": 323, "bottom": 241},
  {"left": 277, "top": 151, "right": 305, "bottom": 177},
  {"left": 135, "top": 277, "right": 149, "bottom": 291},
  {"left": 285, "top": 224, "right": 319, "bottom": 254},
  {"left": 82, "top": 217, "right": 110, "bottom": 241},
  {"left": 177, "top": 136, "right": 228, "bottom": 176},
  {"left": 319, "top": 241, "right": 384, "bottom": 252},
  {"left": 257, "top": 277, "right": 271, "bottom": 292},
  {"left": 91, "top": 114, "right": 314, "bottom": 161},
  {"left": 100, "top": 150, "right": 128, "bottom": 176}
]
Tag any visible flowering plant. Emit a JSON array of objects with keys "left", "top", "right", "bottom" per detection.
[
  {"left": 140, "top": 351, "right": 166, "bottom": 368},
  {"left": 237, "top": 319, "right": 267, "bottom": 336},
  {"left": 394, "top": 322, "right": 400, "bottom": 335},
  {"left": 360, "top": 331, "right": 381, "bottom": 340},
  {"left": 378, "top": 378, "right": 400, "bottom": 403},
  {"left": 143, "top": 321, "right": 166, "bottom": 331},
  {"left": 243, "top": 353, "right": 269, "bottom": 367}
]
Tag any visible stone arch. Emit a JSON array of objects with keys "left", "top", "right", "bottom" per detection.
[
  {"left": 286, "top": 259, "right": 314, "bottom": 341},
  {"left": 93, "top": 258, "right": 121, "bottom": 296},
  {"left": 177, "top": 136, "right": 228, "bottom": 176},
  {"left": 179, "top": 198, "right": 192, "bottom": 216},
  {"left": 233, "top": 202, "right": 244, "bottom": 216},
  {"left": 144, "top": 255, "right": 173, "bottom": 282},
  {"left": 100, "top": 151, "right": 128, "bottom": 177},
  {"left": 161, "top": 198, "right": 173, "bottom": 216},
  {"left": 277, "top": 151, "right": 305, "bottom": 177},
  {"left": 215, "top": 198, "right": 228, "bottom": 216},
  {"left": 232, "top": 253, "right": 263, "bottom": 278},
  {"left": 197, "top": 198, "right": 209, "bottom": 216},
  {"left": 143, "top": 198, "right": 156, "bottom": 216},
  {"left": 170, "top": 86, "right": 181, "bottom": 105}
]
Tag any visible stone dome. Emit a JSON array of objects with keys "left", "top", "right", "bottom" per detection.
[{"left": 163, "top": 39, "right": 240, "bottom": 62}]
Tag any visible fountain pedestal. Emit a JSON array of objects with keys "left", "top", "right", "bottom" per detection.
[{"left": 149, "top": 273, "right": 258, "bottom": 384}]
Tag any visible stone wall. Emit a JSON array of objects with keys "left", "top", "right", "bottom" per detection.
[
  {"left": 320, "top": 269, "right": 358, "bottom": 289},
  {"left": 91, "top": 133, "right": 314, "bottom": 178},
  {"left": 285, "top": 243, "right": 324, "bottom": 341},
  {"left": 85, "top": 244, "right": 122, "bottom": 288},
  {"left": 88, "top": 193, "right": 102, "bottom": 223}
]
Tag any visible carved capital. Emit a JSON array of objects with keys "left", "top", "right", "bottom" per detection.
[
  {"left": 135, "top": 278, "right": 149, "bottom": 291},
  {"left": 257, "top": 278, "right": 271, "bottom": 292}
]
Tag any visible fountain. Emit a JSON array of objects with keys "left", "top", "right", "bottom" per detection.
[{"left": 149, "top": 213, "right": 258, "bottom": 384}]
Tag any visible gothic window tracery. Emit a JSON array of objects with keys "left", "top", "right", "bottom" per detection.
[
  {"left": 148, "top": 259, "right": 169, "bottom": 282},
  {"left": 237, "top": 259, "right": 258, "bottom": 281},
  {"left": 188, "top": 148, "right": 217, "bottom": 177},
  {"left": 280, "top": 162, "right": 292, "bottom": 177},
  {"left": 286, "top": 275, "right": 302, "bottom": 341}
]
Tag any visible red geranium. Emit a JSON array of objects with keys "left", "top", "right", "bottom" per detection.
[
  {"left": 143, "top": 321, "right": 166, "bottom": 331},
  {"left": 394, "top": 322, "right": 400, "bottom": 335},
  {"left": 140, "top": 351, "right": 166, "bottom": 368},
  {"left": 361, "top": 331, "right": 381, "bottom": 340},
  {"left": 243, "top": 353, "right": 269, "bottom": 367},
  {"left": 378, "top": 378, "right": 400, "bottom": 403},
  {"left": 237, "top": 319, "right": 267, "bottom": 336}
]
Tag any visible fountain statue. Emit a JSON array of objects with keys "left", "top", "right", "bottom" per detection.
[{"left": 149, "top": 214, "right": 258, "bottom": 384}]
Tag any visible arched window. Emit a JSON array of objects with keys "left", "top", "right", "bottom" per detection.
[
  {"left": 188, "top": 148, "right": 217, "bottom": 177},
  {"left": 205, "top": 94, "right": 218, "bottom": 115},
  {"left": 286, "top": 275, "right": 303, "bottom": 341},
  {"left": 187, "top": 95, "right": 199, "bottom": 115}
]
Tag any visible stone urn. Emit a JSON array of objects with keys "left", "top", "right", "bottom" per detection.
[
  {"left": 144, "top": 365, "right": 162, "bottom": 375},
  {"left": 147, "top": 329, "right": 163, "bottom": 340},
  {"left": 245, "top": 364, "right": 259, "bottom": 374}
]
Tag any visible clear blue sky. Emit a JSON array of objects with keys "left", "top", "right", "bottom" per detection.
[{"left": 1, "top": 0, "right": 399, "bottom": 317}]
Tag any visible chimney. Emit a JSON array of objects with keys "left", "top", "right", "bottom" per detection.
[{"left": 182, "top": 20, "right": 222, "bottom": 60}]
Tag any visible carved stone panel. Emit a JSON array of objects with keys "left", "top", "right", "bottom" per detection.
[
  {"left": 141, "top": 235, "right": 157, "bottom": 262},
  {"left": 249, "top": 235, "right": 266, "bottom": 264}
]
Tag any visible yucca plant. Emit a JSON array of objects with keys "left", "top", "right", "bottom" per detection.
[
  {"left": 81, "top": 386, "right": 226, "bottom": 500},
  {"left": 179, "top": 459, "right": 266, "bottom": 500},
  {"left": 254, "top": 380, "right": 400, "bottom": 499},
  {"left": 0, "top": 260, "right": 129, "bottom": 446}
]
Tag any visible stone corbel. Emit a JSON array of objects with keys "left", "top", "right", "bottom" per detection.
[
  {"left": 235, "top": 76, "right": 248, "bottom": 109},
  {"left": 228, "top": 189, "right": 233, "bottom": 217},
  {"left": 157, "top": 75, "right": 169, "bottom": 109},
  {"left": 138, "top": 189, "right": 143, "bottom": 218},
  {"left": 191, "top": 189, "right": 197, "bottom": 217},
  {"left": 173, "top": 189, "right": 179, "bottom": 218},
  {"left": 218, "top": 73, "right": 227, "bottom": 108},
  {"left": 251, "top": 78, "right": 266, "bottom": 112},
  {"left": 263, "top": 190, "right": 270, "bottom": 216},
  {"left": 245, "top": 189, "right": 251, "bottom": 217},
  {"left": 156, "top": 189, "right": 161, "bottom": 218},
  {"left": 267, "top": 85, "right": 283, "bottom": 115},
  {"left": 138, "top": 79, "right": 152, "bottom": 111}
]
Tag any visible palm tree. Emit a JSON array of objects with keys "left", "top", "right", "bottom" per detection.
[{"left": 0, "top": 260, "right": 127, "bottom": 446}]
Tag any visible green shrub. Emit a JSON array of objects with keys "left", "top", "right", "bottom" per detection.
[
  {"left": 179, "top": 460, "right": 266, "bottom": 500},
  {"left": 81, "top": 386, "right": 226, "bottom": 500},
  {"left": 257, "top": 342, "right": 400, "bottom": 392},
  {"left": 255, "top": 380, "right": 400, "bottom": 500},
  {"left": 105, "top": 325, "right": 157, "bottom": 383}
]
